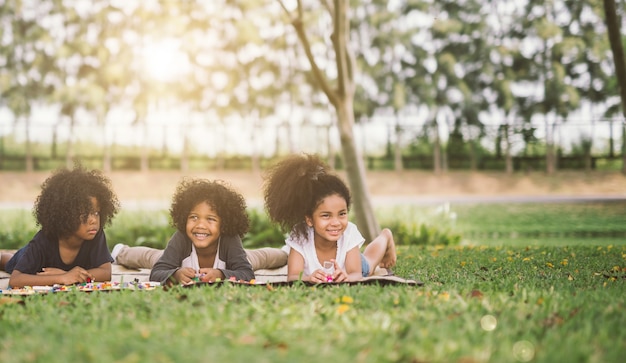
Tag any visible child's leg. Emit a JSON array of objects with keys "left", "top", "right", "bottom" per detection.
[
  {"left": 0, "top": 252, "right": 14, "bottom": 271},
  {"left": 362, "top": 228, "right": 397, "bottom": 275},
  {"left": 245, "top": 247, "right": 288, "bottom": 271},
  {"left": 115, "top": 245, "right": 163, "bottom": 269}
]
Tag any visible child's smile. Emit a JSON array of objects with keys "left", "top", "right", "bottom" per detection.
[
  {"left": 307, "top": 193, "right": 349, "bottom": 245},
  {"left": 186, "top": 201, "right": 222, "bottom": 250}
]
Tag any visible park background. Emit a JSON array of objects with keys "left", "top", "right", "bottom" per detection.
[{"left": 1, "top": 1, "right": 626, "bottom": 362}]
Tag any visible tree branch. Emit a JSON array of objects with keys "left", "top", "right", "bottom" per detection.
[
  {"left": 332, "top": 0, "right": 354, "bottom": 100},
  {"left": 278, "top": 0, "right": 339, "bottom": 107}
]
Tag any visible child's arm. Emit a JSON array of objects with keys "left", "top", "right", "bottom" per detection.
[
  {"left": 87, "top": 262, "right": 112, "bottom": 282},
  {"left": 287, "top": 249, "right": 310, "bottom": 282},
  {"left": 149, "top": 232, "right": 188, "bottom": 285},
  {"left": 342, "top": 247, "right": 364, "bottom": 282},
  {"left": 218, "top": 236, "right": 254, "bottom": 281},
  {"left": 9, "top": 267, "right": 94, "bottom": 288}
]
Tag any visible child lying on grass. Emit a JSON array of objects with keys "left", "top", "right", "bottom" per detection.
[
  {"left": 3, "top": 166, "right": 120, "bottom": 288},
  {"left": 263, "top": 154, "right": 396, "bottom": 283}
]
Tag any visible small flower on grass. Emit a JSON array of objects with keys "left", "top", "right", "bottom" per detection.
[
  {"left": 560, "top": 259, "right": 568, "bottom": 266},
  {"left": 522, "top": 257, "right": 532, "bottom": 262},
  {"left": 546, "top": 262, "right": 554, "bottom": 268},
  {"left": 334, "top": 295, "right": 354, "bottom": 314},
  {"left": 334, "top": 295, "right": 353, "bottom": 304},
  {"left": 459, "top": 261, "right": 467, "bottom": 267},
  {"left": 337, "top": 305, "right": 350, "bottom": 314}
]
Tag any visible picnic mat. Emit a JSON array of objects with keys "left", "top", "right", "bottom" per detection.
[
  {"left": 184, "top": 275, "right": 423, "bottom": 288},
  {"left": 1, "top": 264, "right": 422, "bottom": 293}
]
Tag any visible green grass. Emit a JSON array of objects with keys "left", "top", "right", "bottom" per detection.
[
  {"left": 376, "top": 201, "right": 626, "bottom": 247},
  {"left": 1, "top": 202, "right": 625, "bottom": 362},
  {"left": 1, "top": 244, "right": 624, "bottom": 363}
]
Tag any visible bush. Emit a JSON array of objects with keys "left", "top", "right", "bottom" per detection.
[
  {"left": 386, "top": 220, "right": 461, "bottom": 246},
  {"left": 243, "top": 209, "right": 286, "bottom": 248}
]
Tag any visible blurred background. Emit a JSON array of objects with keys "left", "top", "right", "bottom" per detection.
[
  {"left": 1, "top": 0, "right": 625, "bottom": 175},
  {"left": 1, "top": 0, "right": 625, "bottom": 251}
]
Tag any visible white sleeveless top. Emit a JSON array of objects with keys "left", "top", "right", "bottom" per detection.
[{"left": 285, "top": 222, "right": 364, "bottom": 276}]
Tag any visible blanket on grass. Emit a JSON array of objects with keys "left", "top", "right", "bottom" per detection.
[{"left": 0, "top": 264, "right": 422, "bottom": 292}]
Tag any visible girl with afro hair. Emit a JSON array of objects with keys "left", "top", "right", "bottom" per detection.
[
  {"left": 146, "top": 178, "right": 286, "bottom": 285},
  {"left": 4, "top": 166, "right": 120, "bottom": 288},
  {"left": 112, "top": 179, "right": 288, "bottom": 284},
  {"left": 263, "top": 153, "right": 396, "bottom": 283}
]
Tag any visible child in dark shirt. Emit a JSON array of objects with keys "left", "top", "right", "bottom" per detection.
[
  {"left": 4, "top": 166, "right": 120, "bottom": 288},
  {"left": 149, "top": 178, "right": 258, "bottom": 285}
]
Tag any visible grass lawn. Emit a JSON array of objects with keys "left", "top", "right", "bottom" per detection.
[
  {"left": 1, "top": 202, "right": 625, "bottom": 362},
  {"left": 1, "top": 244, "right": 624, "bottom": 363}
]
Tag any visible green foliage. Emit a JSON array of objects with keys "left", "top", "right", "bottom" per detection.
[
  {"left": 452, "top": 202, "right": 626, "bottom": 238},
  {"left": 243, "top": 209, "right": 285, "bottom": 248},
  {"left": 0, "top": 210, "right": 38, "bottom": 249},
  {"left": 386, "top": 220, "right": 461, "bottom": 246},
  {"left": 105, "top": 210, "right": 175, "bottom": 250},
  {"left": 377, "top": 205, "right": 461, "bottom": 246}
]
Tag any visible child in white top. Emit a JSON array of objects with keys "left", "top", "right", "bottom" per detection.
[{"left": 264, "top": 154, "right": 396, "bottom": 283}]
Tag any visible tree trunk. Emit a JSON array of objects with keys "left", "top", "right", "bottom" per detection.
[
  {"left": 181, "top": 130, "right": 189, "bottom": 173},
  {"left": 140, "top": 122, "right": 149, "bottom": 172},
  {"left": 504, "top": 123, "right": 513, "bottom": 174},
  {"left": 25, "top": 116, "right": 34, "bottom": 173},
  {"left": 602, "top": 0, "right": 626, "bottom": 174},
  {"left": 433, "top": 119, "right": 442, "bottom": 175},
  {"left": 336, "top": 99, "right": 380, "bottom": 241},
  {"left": 65, "top": 116, "right": 75, "bottom": 169},
  {"left": 282, "top": 0, "right": 380, "bottom": 241},
  {"left": 394, "top": 113, "right": 403, "bottom": 171}
]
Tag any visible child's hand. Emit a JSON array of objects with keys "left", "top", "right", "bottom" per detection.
[
  {"left": 309, "top": 269, "right": 333, "bottom": 283},
  {"left": 174, "top": 267, "right": 196, "bottom": 284},
  {"left": 41, "top": 266, "right": 94, "bottom": 285},
  {"left": 325, "top": 260, "right": 346, "bottom": 282},
  {"left": 198, "top": 268, "right": 224, "bottom": 282}
]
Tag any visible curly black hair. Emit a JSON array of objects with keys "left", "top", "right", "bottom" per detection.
[
  {"left": 263, "top": 153, "right": 351, "bottom": 239},
  {"left": 169, "top": 178, "right": 250, "bottom": 238},
  {"left": 34, "top": 166, "right": 120, "bottom": 240}
]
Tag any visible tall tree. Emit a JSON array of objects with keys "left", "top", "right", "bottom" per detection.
[
  {"left": 0, "top": 0, "right": 55, "bottom": 172},
  {"left": 602, "top": 0, "right": 626, "bottom": 174},
  {"left": 278, "top": 0, "right": 379, "bottom": 241}
]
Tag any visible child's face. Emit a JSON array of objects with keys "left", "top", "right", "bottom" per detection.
[
  {"left": 305, "top": 193, "right": 348, "bottom": 244},
  {"left": 185, "top": 201, "right": 222, "bottom": 250},
  {"left": 74, "top": 197, "right": 101, "bottom": 241}
]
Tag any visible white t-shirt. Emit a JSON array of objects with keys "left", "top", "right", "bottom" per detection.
[
  {"left": 285, "top": 222, "right": 365, "bottom": 276},
  {"left": 181, "top": 243, "right": 226, "bottom": 271}
]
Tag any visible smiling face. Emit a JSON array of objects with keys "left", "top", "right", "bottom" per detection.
[
  {"left": 305, "top": 193, "right": 349, "bottom": 245},
  {"left": 73, "top": 196, "right": 101, "bottom": 241},
  {"left": 185, "top": 201, "right": 222, "bottom": 250}
]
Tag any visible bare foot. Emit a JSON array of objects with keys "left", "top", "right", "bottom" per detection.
[{"left": 379, "top": 228, "right": 397, "bottom": 269}]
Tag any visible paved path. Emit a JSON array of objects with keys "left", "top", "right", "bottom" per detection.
[{"left": 2, "top": 194, "right": 625, "bottom": 211}]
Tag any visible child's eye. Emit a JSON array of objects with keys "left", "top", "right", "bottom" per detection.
[{"left": 189, "top": 215, "right": 198, "bottom": 221}]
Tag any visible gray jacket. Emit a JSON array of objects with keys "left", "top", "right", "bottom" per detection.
[{"left": 149, "top": 231, "right": 254, "bottom": 284}]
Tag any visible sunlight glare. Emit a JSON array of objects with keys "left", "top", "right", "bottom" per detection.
[{"left": 142, "top": 38, "right": 190, "bottom": 82}]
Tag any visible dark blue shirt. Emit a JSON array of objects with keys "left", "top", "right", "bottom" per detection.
[{"left": 6, "top": 229, "right": 113, "bottom": 274}]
